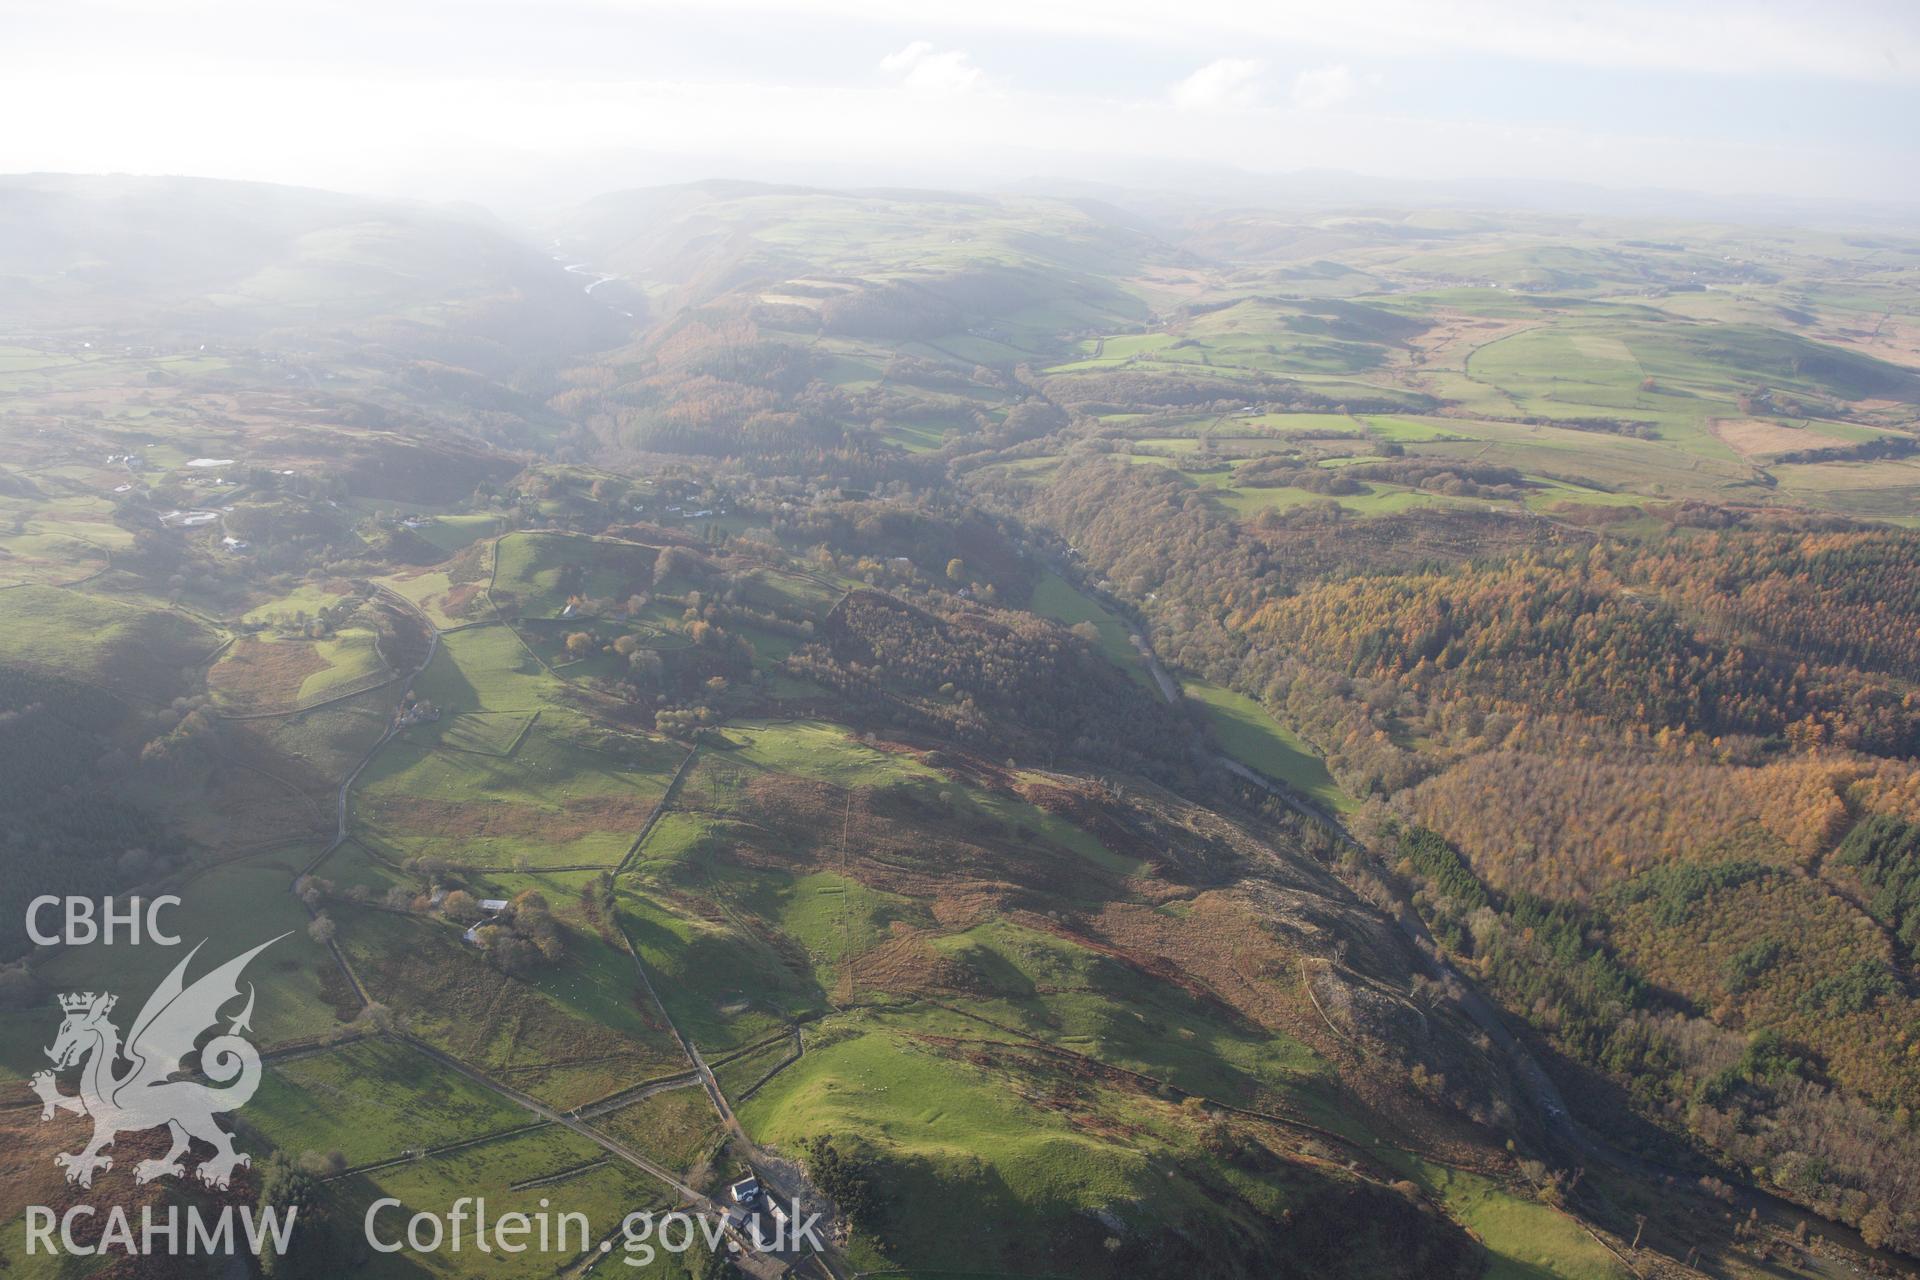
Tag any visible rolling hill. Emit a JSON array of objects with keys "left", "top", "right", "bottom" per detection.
[{"left": 3, "top": 173, "right": 1919, "bottom": 1279}]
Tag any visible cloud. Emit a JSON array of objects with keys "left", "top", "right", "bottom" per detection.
[
  {"left": 1170, "top": 57, "right": 1266, "bottom": 110},
  {"left": 1173, "top": 57, "right": 1365, "bottom": 115},
  {"left": 666, "top": 0, "right": 1920, "bottom": 85},
  {"left": 878, "top": 41, "right": 987, "bottom": 94},
  {"left": 877, "top": 40, "right": 935, "bottom": 75},
  {"left": 1290, "top": 63, "right": 1358, "bottom": 111}
]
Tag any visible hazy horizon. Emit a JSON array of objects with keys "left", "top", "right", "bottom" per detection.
[
  {"left": 5, "top": 0, "right": 1918, "bottom": 219},
  {"left": 6, "top": 10, "right": 1920, "bottom": 1275}
]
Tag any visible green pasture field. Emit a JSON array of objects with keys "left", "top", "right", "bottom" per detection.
[
  {"left": 1053, "top": 308, "right": 1393, "bottom": 379},
  {"left": 421, "top": 709, "right": 539, "bottom": 756},
  {"left": 0, "top": 348, "right": 234, "bottom": 393},
  {"left": 881, "top": 421, "right": 941, "bottom": 452},
  {"left": 925, "top": 919, "right": 1330, "bottom": 1108},
  {"left": 812, "top": 347, "right": 887, "bottom": 389},
  {"left": 1125, "top": 434, "right": 1209, "bottom": 452},
  {"left": 1120, "top": 453, "right": 1492, "bottom": 520},
  {"left": 731, "top": 621, "right": 803, "bottom": 670},
  {"left": 1215, "top": 481, "right": 1484, "bottom": 520},
  {"left": 1465, "top": 325, "right": 1726, "bottom": 439},
  {"left": 1286, "top": 374, "right": 1433, "bottom": 410},
  {"left": 332, "top": 906, "right": 684, "bottom": 1108},
  {"left": 0, "top": 491, "right": 129, "bottom": 584},
  {"left": 492, "top": 531, "right": 660, "bottom": 619},
  {"left": 292, "top": 632, "right": 386, "bottom": 703},
  {"left": 1387, "top": 244, "right": 1643, "bottom": 293},
  {"left": 1523, "top": 478, "right": 1651, "bottom": 512},
  {"left": 964, "top": 778, "right": 1143, "bottom": 876},
  {"left": 1400, "top": 418, "right": 1756, "bottom": 503},
  {"left": 0, "top": 344, "right": 80, "bottom": 373},
  {"left": 1048, "top": 349, "right": 1264, "bottom": 381},
  {"left": 624, "top": 809, "right": 736, "bottom": 871},
  {"left": 248, "top": 683, "right": 403, "bottom": 782},
  {"left": 686, "top": 720, "right": 1141, "bottom": 880},
  {"left": 353, "top": 722, "right": 678, "bottom": 869},
  {"left": 246, "top": 1037, "right": 532, "bottom": 1168},
  {"left": 1378, "top": 1152, "right": 1628, "bottom": 1280},
  {"left": 616, "top": 876, "right": 826, "bottom": 1052},
  {"left": 737, "top": 868, "right": 930, "bottom": 986},
  {"left": 1364, "top": 414, "right": 1476, "bottom": 442},
  {"left": 1071, "top": 329, "right": 1180, "bottom": 361},
  {"left": 1180, "top": 323, "right": 1392, "bottom": 379},
  {"left": 732, "top": 997, "right": 1356, "bottom": 1274},
  {"left": 0, "top": 584, "right": 216, "bottom": 693},
  {"left": 1463, "top": 320, "right": 1919, "bottom": 467},
  {"left": 527, "top": 624, "right": 633, "bottom": 683},
  {"left": 1025, "top": 569, "right": 1151, "bottom": 688},
  {"left": 731, "top": 565, "right": 840, "bottom": 617},
  {"left": 711, "top": 1035, "right": 796, "bottom": 1100},
  {"left": 1769, "top": 458, "right": 1920, "bottom": 517},
  {"left": 739, "top": 1011, "right": 1167, "bottom": 1267},
  {"left": 326, "top": 1126, "right": 669, "bottom": 1279},
  {"left": 240, "top": 582, "right": 359, "bottom": 624},
  {"left": 317, "top": 839, "right": 415, "bottom": 899},
  {"left": 1184, "top": 679, "right": 1354, "bottom": 814},
  {"left": 1242, "top": 411, "right": 1370, "bottom": 435},
  {"left": 448, "top": 867, "right": 675, "bottom": 1046},
  {"left": 899, "top": 328, "right": 1039, "bottom": 365},
  {"left": 378, "top": 565, "right": 464, "bottom": 626},
  {"left": 410, "top": 513, "right": 504, "bottom": 555},
  {"left": 0, "top": 847, "right": 347, "bottom": 1083},
  {"left": 411, "top": 623, "right": 563, "bottom": 713},
  {"left": 1126, "top": 435, "right": 1309, "bottom": 462},
  {"left": 378, "top": 552, "right": 494, "bottom": 630},
  {"left": 714, "top": 719, "right": 941, "bottom": 789},
  {"left": 0, "top": 525, "right": 116, "bottom": 587},
  {"left": 590, "top": 1082, "right": 724, "bottom": 1175}
]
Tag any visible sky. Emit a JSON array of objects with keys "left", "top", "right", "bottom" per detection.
[{"left": 3, "top": 0, "right": 1918, "bottom": 212}]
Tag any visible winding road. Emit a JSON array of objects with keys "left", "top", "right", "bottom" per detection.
[{"left": 282, "top": 585, "right": 834, "bottom": 1278}]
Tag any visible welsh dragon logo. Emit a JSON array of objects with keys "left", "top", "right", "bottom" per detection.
[{"left": 30, "top": 935, "right": 286, "bottom": 1190}]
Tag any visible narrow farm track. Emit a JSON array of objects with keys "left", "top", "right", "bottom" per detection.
[
  {"left": 729, "top": 1031, "right": 804, "bottom": 1104},
  {"left": 264, "top": 577, "right": 839, "bottom": 1276},
  {"left": 395, "top": 1034, "right": 793, "bottom": 1280},
  {"left": 610, "top": 867, "right": 852, "bottom": 1277},
  {"left": 571, "top": 1072, "right": 703, "bottom": 1121},
  {"left": 613, "top": 746, "right": 697, "bottom": 875},
  {"left": 213, "top": 673, "right": 401, "bottom": 721},
  {"left": 325, "top": 1120, "right": 550, "bottom": 1180}
]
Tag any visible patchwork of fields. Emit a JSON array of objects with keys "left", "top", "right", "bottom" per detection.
[{"left": 7, "top": 179, "right": 1919, "bottom": 1280}]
